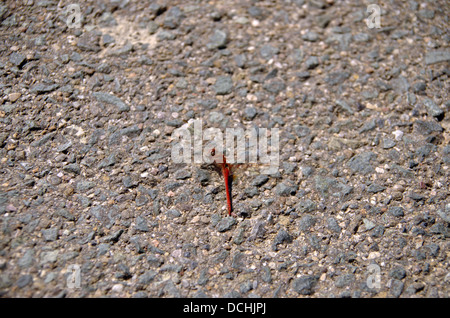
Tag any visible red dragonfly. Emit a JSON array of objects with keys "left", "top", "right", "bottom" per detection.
[
  {"left": 204, "top": 148, "right": 275, "bottom": 217},
  {"left": 210, "top": 148, "right": 233, "bottom": 216}
]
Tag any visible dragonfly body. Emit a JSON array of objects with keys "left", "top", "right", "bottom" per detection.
[{"left": 211, "top": 148, "right": 232, "bottom": 216}]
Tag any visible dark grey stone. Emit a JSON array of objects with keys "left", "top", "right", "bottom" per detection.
[
  {"left": 261, "top": 266, "right": 272, "bottom": 283},
  {"left": 135, "top": 194, "right": 149, "bottom": 207},
  {"left": 260, "top": 44, "right": 279, "bottom": 60},
  {"left": 301, "top": 166, "right": 314, "bottom": 177},
  {"left": 216, "top": 216, "right": 236, "bottom": 232},
  {"left": 327, "top": 217, "right": 341, "bottom": 233},
  {"left": 9, "top": 52, "right": 26, "bottom": 67},
  {"left": 163, "top": 6, "right": 184, "bottom": 29},
  {"left": 299, "top": 215, "right": 316, "bottom": 232},
  {"left": 244, "top": 186, "right": 258, "bottom": 197},
  {"left": 197, "top": 269, "right": 209, "bottom": 286},
  {"left": 362, "top": 218, "right": 376, "bottom": 231},
  {"left": 416, "top": 143, "right": 436, "bottom": 161},
  {"left": 147, "top": 255, "right": 163, "bottom": 267},
  {"left": 30, "top": 83, "right": 59, "bottom": 94},
  {"left": 76, "top": 31, "right": 101, "bottom": 52},
  {"left": 307, "top": 234, "right": 322, "bottom": 250},
  {"left": 335, "top": 99, "right": 354, "bottom": 114},
  {"left": 156, "top": 30, "right": 175, "bottom": 41},
  {"left": 198, "top": 98, "right": 219, "bottom": 110},
  {"left": 437, "top": 203, "right": 450, "bottom": 223},
  {"left": 425, "top": 50, "right": 450, "bottom": 65},
  {"left": 423, "top": 98, "right": 444, "bottom": 118},
  {"left": 359, "top": 119, "right": 377, "bottom": 133},
  {"left": 409, "top": 192, "right": 425, "bottom": 201},
  {"left": 16, "top": 275, "right": 33, "bottom": 288},
  {"left": 115, "top": 263, "right": 132, "bottom": 280},
  {"left": 129, "top": 235, "right": 144, "bottom": 253},
  {"left": 243, "top": 106, "right": 257, "bottom": 121},
  {"left": 110, "top": 43, "right": 134, "bottom": 56},
  {"left": 273, "top": 228, "right": 292, "bottom": 250},
  {"left": 196, "top": 169, "right": 210, "bottom": 185},
  {"left": 98, "top": 153, "right": 116, "bottom": 169},
  {"left": 231, "top": 251, "right": 245, "bottom": 270},
  {"left": 89, "top": 205, "right": 119, "bottom": 229},
  {"left": 31, "top": 132, "right": 55, "bottom": 147},
  {"left": 316, "top": 14, "right": 331, "bottom": 28},
  {"left": 429, "top": 222, "right": 449, "bottom": 237},
  {"left": 56, "top": 209, "right": 75, "bottom": 221},
  {"left": 390, "top": 267, "right": 407, "bottom": 280},
  {"left": 120, "top": 125, "right": 142, "bottom": 138},
  {"left": 92, "top": 92, "right": 130, "bottom": 112},
  {"left": 335, "top": 273, "right": 355, "bottom": 288},
  {"left": 274, "top": 181, "right": 298, "bottom": 196},
  {"left": 376, "top": 80, "right": 392, "bottom": 92},
  {"left": 302, "top": 31, "right": 319, "bottom": 42},
  {"left": 381, "top": 138, "right": 396, "bottom": 149},
  {"left": 315, "top": 175, "right": 353, "bottom": 199},
  {"left": 122, "top": 175, "right": 138, "bottom": 188},
  {"left": 138, "top": 270, "right": 157, "bottom": 285},
  {"left": 388, "top": 206, "right": 404, "bottom": 217},
  {"left": 390, "top": 279, "right": 404, "bottom": 298},
  {"left": 292, "top": 275, "right": 318, "bottom": 295},
  {"left": 248, "top": 6, "right": 265, "bottom": 19},
  {"left": 263, "top": 80, "right": 286, "bottom": 94},
  {"left": 367, "top": 183, "right": 386, "bottom": 193},
  {"left": 101, "top": 33, "right": 115, "bottom": 46},
  {"left": 371, "top": 225, "right": 385, "bottom": 238},
  {"left": 41, "top": 228, "right": 58, "bottom": 241},
  {"left": 295, "top": 199, "right": 317, "bottom": 213},
  {"left": 76, "top": 180, "right": 95, "bottom": 192},
  {"left": 251, "top": 175, "right": 269, "bottom": 187},
  {"left": 282, "top": 162, "right": 297, "bottom": 174},
  {"left": 248, "top": 220, "right": 266, "bottom": 241},
  {"left": 418, "top": 9, "right": 435, "bottom": 19},
  {"left": 294, "top": 125, "right": 311, "bottom": 137},
  {"left": 353, "top": 33, "right": 370, "bottom": 42},
  {"left": 412, "top": 81, "right": 426, "bottom": 93},
  {"left": 149, "top": 2, "right": 166, "bottom": 16},
  {"left": 424, "top": 243, "right": 440, "bottom": 257},
  {"left": 347, "top": 152, "right": 377, "bottom": 175},
  {"left": 18, "top": 250, "right": 34, "bottom": 268},
  {"left": 135, "top": 216, "right": 149, "bottom": 232},
  {"left": 305, "top": 56, "right": 319, "bottom": 69},
  {"left": 63, "top": 163, "right": 81, "bottom": 175},
  {"left": 213, "top": 76, "right": 233, "bottom": 95},
  {"left": 207, "top": 29, "right": 228, "bottom": 49},
  {"left": 174, "top": 169, "right": 191, "bottom": 180},
  {"left": 296, "top": 71, "right": 310, "bottom": 80},
  {"left": 325, "top": 72, "right": 350, "bottom": 86},
  {"left": 102, "top": 229, "right": 123, "bottom": 243},
  {"left": 413, "top": 120, "right": 443, "bottom": 135},
  {"left": 234, "top": 54, "right": 247, "bottom": 68},
  {"left": 166, "top": 209, "right": 182, "bottom": 218},
  {"left": 239, "top": 281, "right": 253, "bottom": 294},
  {"left": 208, "top": 111, "right": 224, "bottom": 124}
]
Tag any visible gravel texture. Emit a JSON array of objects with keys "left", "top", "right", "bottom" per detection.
[{"left": 0, "top": 0, "right": 449, "bottom": 298}]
